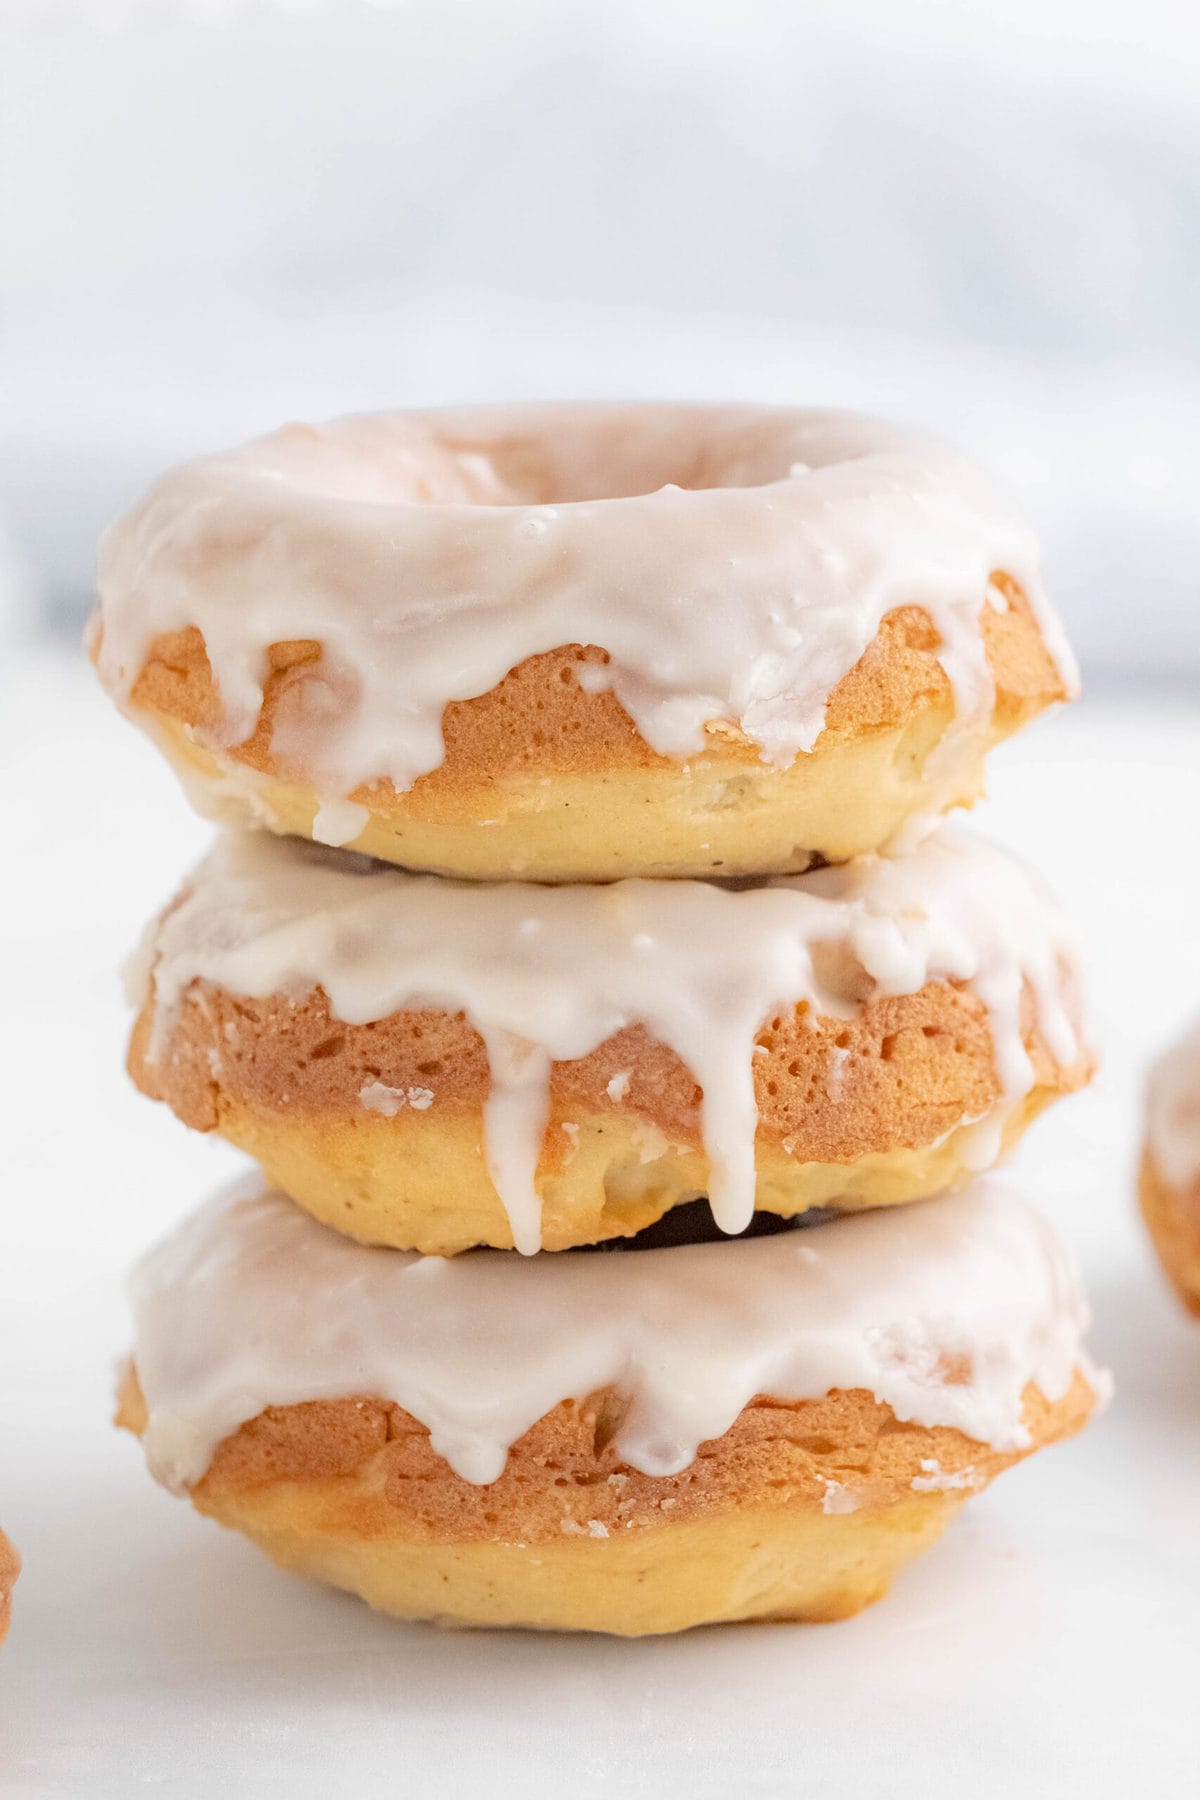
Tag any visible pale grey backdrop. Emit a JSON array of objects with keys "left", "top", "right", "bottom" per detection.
[{"left": 2, "top": 0, "right": 1197, "bottom": 679}]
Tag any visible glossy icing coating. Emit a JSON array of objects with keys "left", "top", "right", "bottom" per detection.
[
  {"left": 129, "top": 826, "right": 1084, "bottom": 1252},
  {"left": 128, "top": 1179, "right": 1098, "bottom": 1492},
  {"left": 94, "top": 404, "right": 1075, "bottom": 829}
]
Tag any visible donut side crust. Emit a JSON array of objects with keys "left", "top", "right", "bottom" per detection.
[
  {"left": 116, "top": 584, "right": 1065, "bottom": 785},
  {"left": 1139, "top": 1152, "right": 1200, "bottom": 1317},
  {"left": 132, "top": 698, "right": 986, "bottom": 878},
  {"left": 128, "top": 977, "right": 1091, "bottom": 1252},
  {"left": 117, "top": 1368, "right": 1096, "bottom": 1635},
  {"left": 0, "top": 1529, "right": 19, "bottom": 1646},
  {"left": 97, "top": 585, "right": 1069, "bottom": 879},
  {"left": 145, "top": 1091, "right": 1058, "bottom": 1254}
]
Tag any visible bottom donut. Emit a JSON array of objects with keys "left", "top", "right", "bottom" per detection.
[
  {"left": 119, "top": 1182, "right": 1103, "bottom": 1637},
  {"left": 0, "top": 1529, "right": 18, "bottom": 1645}
]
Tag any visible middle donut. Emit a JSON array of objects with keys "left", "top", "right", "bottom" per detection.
[{"left": 128, "top": 827, "right": 1091, "bottom": 1255}]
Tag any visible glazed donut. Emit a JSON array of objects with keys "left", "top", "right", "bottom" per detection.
[
  {"left": 1140, "top": 1015, "right": 1200, "bottom": 1315},
  {"left": 91, "top": 404, "right": 1075, "bottom": 882},
  {"left": 127, "top": 826, "right": 1090, "bottom": 1255},
  {"left": 118, "top": 1179, "right": 1103, "bottom": 1636},
  {"left": 0, "top": 1529, "right": 18, "bottom": 1645}
]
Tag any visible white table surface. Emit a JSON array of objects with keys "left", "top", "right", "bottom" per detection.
[{"left": 1, "top": 647, "right": 1197, "bottom": 1798}]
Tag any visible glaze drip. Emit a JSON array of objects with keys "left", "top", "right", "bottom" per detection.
[
  {"left": 127, "top": 1179, "right": 1099, "bottom": 1492},
  {"left": 93, "top": 404, "right": 1076, "bottom": 826},
  {"left": 131, "top": 826, "right": 1085, "bottom": 1253}
]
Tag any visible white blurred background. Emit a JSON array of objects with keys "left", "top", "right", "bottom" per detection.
[{"left": 2, "top": 0, "right": 1199, "bottom": 676}]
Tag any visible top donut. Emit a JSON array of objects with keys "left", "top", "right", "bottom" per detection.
[{"left": 90, "top": 403, "right": 1076, "bottom": 880}]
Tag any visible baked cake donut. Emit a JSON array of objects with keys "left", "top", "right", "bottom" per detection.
[
  {"left": 0, "top": 1529, "right": 18, "bottom": 1645},
  {"left": 1140, "top": 1015, "right": 1200, "bottom": 1314},
  {"left": 117, "top": 1178, "right": 1103, "bottom": 1636},
  {"left": 127, "top": 826, "right": 1091, "bottom": 1255},
  {"left": 90, "top": 404, "right": 1076, "bottom": 881}
]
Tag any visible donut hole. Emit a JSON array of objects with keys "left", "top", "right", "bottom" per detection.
[
  {"left": 440, "top": 408, "right": 816, "bottom": 504},
  {"left": 583, "top": 1198, "right": 830, "bottom": 1255},
  {"left": 264, "top": 406, "right": 823, "bottom": 511}
]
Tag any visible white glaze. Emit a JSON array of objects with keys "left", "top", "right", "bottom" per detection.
[
  {"left": 1146, "top": 1015, "right": 1200, "bottom": 1189},
  {"left": 820, "top": 1479, "right": 862, "bottom": 1515},
  {"left": 910, "top": 1456, "right": 983, "bottom": 1493},
  {"left": 127, "top": 1178, "right": 1098, "bottom": 1493},
  {"left": 94, "top": 403, "right": 1075, "bottom": 831},
  {"left": 359, "top": 1081, "right": 434, "bottom": 1117},
  {"left": 132, "top": 826, "right": 1084, "bottom": 1253}
]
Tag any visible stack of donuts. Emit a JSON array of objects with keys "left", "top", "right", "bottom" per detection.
[{"left": 94, "top": 403, "right": 1106, "bottom": 1636}]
